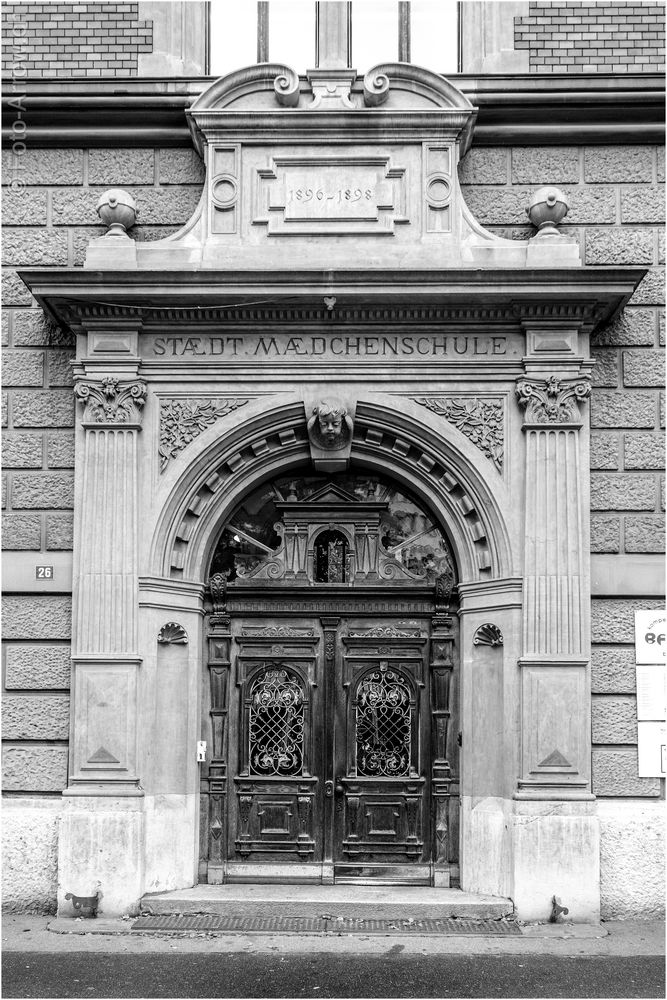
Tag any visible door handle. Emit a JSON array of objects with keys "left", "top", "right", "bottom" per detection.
[
  {"left": 324, "top": 780, "right": 334, "bottom": 798},
  {"left": 335, "top": 778, "right": 345, "bottom": 795}
]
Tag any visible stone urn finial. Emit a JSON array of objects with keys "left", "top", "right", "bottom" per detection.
[
  {"left": 525, "top": 186, "right": 569, "bottom": 238},
  {"left": 96, "top": 188, "right": 136, "bottom": 238}
]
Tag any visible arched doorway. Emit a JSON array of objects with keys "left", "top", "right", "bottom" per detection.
[{"left": 199, "top": 471, "right": 460, "bottom": 886}]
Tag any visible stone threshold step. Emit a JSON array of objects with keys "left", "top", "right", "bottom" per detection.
[{"left": 140, "top": 885, "right": 513, "bottom": 921}]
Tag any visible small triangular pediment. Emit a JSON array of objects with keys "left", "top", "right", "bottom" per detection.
[
  {"left": 88, "top": 746, "right": 120, "bottom": 764},
  {"left": 538, "top": 749, "right": 571, "bottom": 768},
  {"left": 302, "top": 483, "right": 361, "bottom": 504}
]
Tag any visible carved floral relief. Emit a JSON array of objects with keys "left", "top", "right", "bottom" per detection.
[
  {"left": 159, "top": 397, "right": 250, "bottom": 471},
  {"left": 411, "top": 396, "right": 504, "bottom": 472}
]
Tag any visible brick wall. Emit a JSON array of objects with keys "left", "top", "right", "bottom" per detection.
[
  {"left": 460, "top": 142, "right": 665, "bottom": 799},
  {"left": 515, "top": 1, "right": 665, "bottom": 73},
  {"left": 1, "top": 2, "right": 153, "bottom": 77},
  {"left": 1, "top": 146, "right": 205, "bottom": 798}
]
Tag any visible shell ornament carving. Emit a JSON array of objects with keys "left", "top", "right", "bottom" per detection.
[
  {"left": 473, "top": 623, "right": 504, "bottom": 647},
  {"left": 157, "top": 622, "right": 188, "bottom": 644}
]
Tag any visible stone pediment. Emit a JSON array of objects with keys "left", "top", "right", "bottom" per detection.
[{"left": 84, "top": 60, "right": 580, "bottom": 273}]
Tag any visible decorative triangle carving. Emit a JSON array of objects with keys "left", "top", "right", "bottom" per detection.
[
  {"left": 88, "top": 746, "right": 120, "bottom": 764},
  {"left": 538, "top": 749, "right": 571, "bottom": 768}
]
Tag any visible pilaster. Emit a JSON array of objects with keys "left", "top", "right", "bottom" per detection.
[
  {"left": 511, "top": 331, "right": 600, "bottom": 921},
  {"left": 58, "top": 328, "right": 146, "bottom": 917}
]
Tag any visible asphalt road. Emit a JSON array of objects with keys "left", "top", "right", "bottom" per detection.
[{"left": 3, "top": 951, "right": 665, "bottom": 999}]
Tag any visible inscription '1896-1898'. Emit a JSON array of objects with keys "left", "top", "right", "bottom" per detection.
[{"left": 148, "top": 334, "right": 512, "bottom": 359}]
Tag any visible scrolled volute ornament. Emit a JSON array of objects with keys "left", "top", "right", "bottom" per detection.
[
  {"left": 363, "top": 64, "right": 391, "bottom": 107},
  {"left": 74, "top": 376, "right": 147, "bottom": 426},
  {"left": 273, "top": 65, "right": 300, "bottom": 107},
  {"left": 516, "top": 375, "right": 591, "bottom": 425}
]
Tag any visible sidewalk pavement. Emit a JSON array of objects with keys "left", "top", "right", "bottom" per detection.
[{"left": 2, "top": 913, "right": 664, "bottom": 959}]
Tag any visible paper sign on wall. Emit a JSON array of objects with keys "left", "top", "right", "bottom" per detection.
[
  {"left": 634, "top": 610, "right": 666, "bottom": 664},
  {"left": 637, "top": 722, "right": 667, "bottom": 778}
]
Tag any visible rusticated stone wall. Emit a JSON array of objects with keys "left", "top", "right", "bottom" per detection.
[
  {"left": 460, "top": 143, "right": 665, "bottom": 802},
  {"left": 515, "top": 1, "right": 665, "bottom": 73}
]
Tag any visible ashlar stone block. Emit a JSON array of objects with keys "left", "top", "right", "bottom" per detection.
[
  {"left": 1, "top": 513, "right": 42, "bottom": 550},
  {"left": 88, "top": 148, "right": 155, "bottom": 185},
  {"left": 624, "top": 515, "right": 665, "bottom": 553},
  {"left": 458, "top": 147, "right": 508, "bottom": 185},
  {"left": 5, "top": 644, "right": 71, "bottom": 689},
  {"left": 623, "top": 433, "right": 665, "bottom": 470},
  {"left": 592, "top": 696, "right": 637, "bottom": 744},
  {"left": 592, "top": 599, "right": 664, "bottom": 644},
  {"left": 591, "top": 349, "right": 619, "bottom": 388},
  {"left": 586, "top": 229, "right": 653, "bottom": 266},
  {"left": 11, "top": 472, "right": 74, "bottom": 510},
  {"left": 591, "top": 648, "right": 636, "bottom": 694},
  {"left": 621, "top": 188, "right": 665, "bottom": 225},
  {"left": 593, "top": 749, "right": 661, "bottom": 796},
  {"left": 47, "top": 351, "right": 75, "bottom": 388},
  {"left": 12, "top": 390, "right": 74, "bottom": 428},
  {"left": 591, "top": 308, "right": 656, "bottom": 348},
  {"left": 46, "top": 432, "right": 75, "bottom": 469},
  {"left": 630, "top": 269, "right": 665, "bottom": 307},
  {"left": 590, "top": 433, "right": 619, "bottom": 470},
  {"left": 12, "top": 310, "right": 71, "bottom": 348},
  {"left": 158, "top": 147, "right": 206, "bottom": 185},
  {"left": 2, "top": 349, "right": 44, "bottom": 387},
  {"left": 1, "top": 190, "right": 48, "bottom": 227},
  {"left": 2, "top": 595, "right": 72, "bottom": 640},
  {"left": 1, "top": 694, "right": 70, "bottom": 740},
  {"left": 584, "top": 146, "right": 654, "bottom": 184},
  {"left": 622, "top": 349, "right": 665, "bottom": 388},
  {"left": 2, "top": 270, "right": 33, "bottom": 307},
  {"left": 590, "top": 473, "right": 656, "bottom": 511},
  {"left": 2, "top": 432, "right": 43, "bottom": 469},
  {"left": 2, "top": 746, "right": 69, "bottom": 793},
  {"left": 591, "top": 391, "right": 656, "bottom": 430},
  {"left": 46, "top": 513, "right": 74, "bottom": 550},
  {"left": 1, "top": 148, "right": 84, "bottom": 186},
  {"left": 560, "top": 186, "right": 616, "bottom": 225},
  {"left": 511, "top": 146, "right": 580, "bottom": 184},
  {"left": 590, "top": 515, "right": 620, "bottom": 553},
  {"left": 2, "top": 230, "right": 68, "bottom": 267}
]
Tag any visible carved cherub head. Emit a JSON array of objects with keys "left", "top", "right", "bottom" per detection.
[{"left": 314, "top": 400, "right": 347, "bottom": 445}]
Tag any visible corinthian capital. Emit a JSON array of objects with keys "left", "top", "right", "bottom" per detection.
[
  {"left": 74, "top": 376, "right": 147, "bottom": 427},
  {"left": 516, "top": 375, "right": 591, "bottom": 426}
]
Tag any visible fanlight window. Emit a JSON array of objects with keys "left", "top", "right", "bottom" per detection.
[
  {"left": 248, "top": 668, "right": 305, "bottom": 776},
  {"left": 314, "top": 529, "right": 348, "bottom": 583},
  {"left": 209, "top": 473, "right": 454, "bottom": 584},
  {"left": 355, "top": 667, "right": 413, "bottom": 777}
]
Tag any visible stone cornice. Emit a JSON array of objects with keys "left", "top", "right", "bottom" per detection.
[
  {"left": 2, "top": 75, "right": 663, "bottom": 147},
  {"left": 19, "top": 267, "right": 646, "bottom": 337}
]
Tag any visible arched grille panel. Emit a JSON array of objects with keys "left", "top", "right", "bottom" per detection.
[
  {"left": 355, "top": 667, "right": 413, "bottom": 777},
  {"left": 249, "top": 668, "right": 305, "bottom": 776}
]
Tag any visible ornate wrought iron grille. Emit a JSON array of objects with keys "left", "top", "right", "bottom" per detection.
[
  {"left": 248, "top": 668, "right": 305, "bottom": 776},
  {"left": 314, "top": 529, "right": 347, "bottom": 582},
  {"left": 355, "top": 667, "right": 413, "bottom": 776}
]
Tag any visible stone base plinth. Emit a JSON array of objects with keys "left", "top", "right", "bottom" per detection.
[
  {"left": 57, "top": 794, "right": 145, "bottom": 918},
  {"left": 511, "top": 798, "right": 600, "bottom": 923}
]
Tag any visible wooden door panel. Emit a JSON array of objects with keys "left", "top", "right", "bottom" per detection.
[{"left": 231, "top": 778, "right": 318, "bottom": 860}]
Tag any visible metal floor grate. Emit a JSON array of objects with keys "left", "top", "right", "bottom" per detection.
[{"left": 132, "top": 914, "right": 521, "bottom": 935}]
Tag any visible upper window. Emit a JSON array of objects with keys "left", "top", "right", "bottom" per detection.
[
  {"left": 208, "top": 471, "right": 455, "bottom": 585},
  {"left": 209, "top": 1, "right": 459, "bottom": 77}
]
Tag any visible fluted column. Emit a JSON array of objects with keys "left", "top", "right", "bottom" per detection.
[
  {"left": 515, "top": 373, "right": 592, "bottom": 798},
  {"left": 68, "top": 375, "right": 146, "bottom": 793}
]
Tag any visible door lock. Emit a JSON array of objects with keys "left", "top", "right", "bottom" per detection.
[{"left": 324, "top": 780, "right": 334, "bottom": 797}]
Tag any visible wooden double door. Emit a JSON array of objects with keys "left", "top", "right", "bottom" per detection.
[{"left": 200, "top": 606, "right": 459, "bottom": 885}]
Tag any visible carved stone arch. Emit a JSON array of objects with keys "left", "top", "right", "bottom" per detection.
[{"left": 149, "top": 397, "right": 515, "bottom": 585}]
